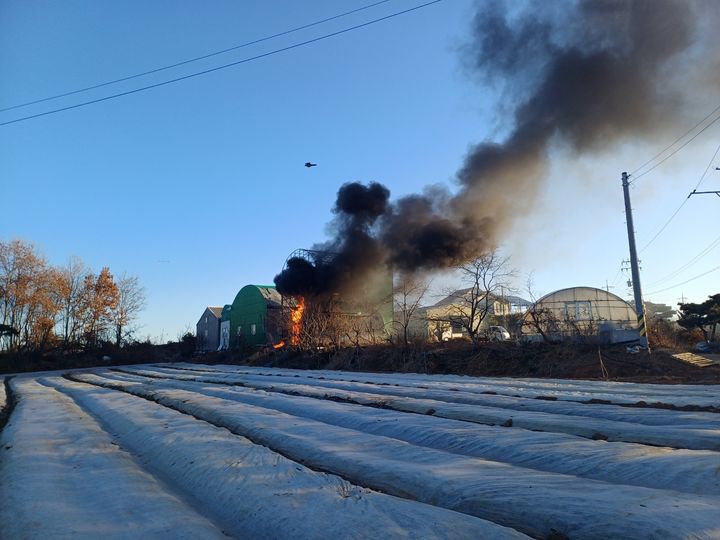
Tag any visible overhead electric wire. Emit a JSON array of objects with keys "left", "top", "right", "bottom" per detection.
[
  {"left": 646, "top": 265, "right": 720, "bottom": 296},
  {"left": 638, "top": 137, "right": 720, "bottom": 253},
  {"left": 0, "top": 0, "right": 394, "bottom": 114},
  {"left": 630, "top": 103, "right": 720, "bottom": 179},
  {"left": 0, "top": 0, "right": 443, "bottom": 127},
  {"left": 646, "top": 233, "right": 720, "bottom": 287},
  {"left": 637, "top": 198, "right": 689, "bottom": 254},
  {"left": 630, "top": 110, "right": 720, "bottom": 183}
]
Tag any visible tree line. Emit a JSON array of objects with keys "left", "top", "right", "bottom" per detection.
[{"left": 0, "top": 239, "right": 145, "bottom": 353}]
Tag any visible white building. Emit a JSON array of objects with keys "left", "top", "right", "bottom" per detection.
[
  {"left": 521, "top": 286, "right": 639, "bottom": 344},
  {"left": 407, "top": 289, "right": 530, "bottom": 342}
]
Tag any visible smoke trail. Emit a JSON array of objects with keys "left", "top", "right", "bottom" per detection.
[{"left": 276, "top": 0, "right": 717, "bottom": 296}]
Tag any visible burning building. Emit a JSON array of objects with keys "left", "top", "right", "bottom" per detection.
[{"left": 275, "top": 248, "right": 393, "bottom": 348}]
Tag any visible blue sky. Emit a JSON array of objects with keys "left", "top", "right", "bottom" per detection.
[{"left": 1, "top": 0, "right": 719, "bottom": 341}]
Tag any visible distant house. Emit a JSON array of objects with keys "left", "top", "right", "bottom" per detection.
[
  {"left": 520, "top": 286, "right": 638, "bottom": 343},
  {"left": 229, "top": 285, "right": 283, "bottom": 348},
  {"left": 644, "top": 301, "right": 675, "bottom": 321},
  {"left": 407, "top": 289, "right": 530, "bottom": 342},
  {"left": 196, "top": 306, "right": 223, "bottom": 352}
]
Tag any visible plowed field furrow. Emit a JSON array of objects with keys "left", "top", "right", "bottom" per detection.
[
  {"left": 73, "top": 370, "right": 720, "bottom": 540},
  {"left": 0, "top": 378, "right": 228, "bottom": 540},
  {"left": 90, "top": 369, "right": 720, "bottom": 496},
  {"left": 113, "top": 366, "right": 720, "bottom": 450},
  {"left": 157, "top": 365, "right": 720, "bottom": 428},
  {"left": 45, "top": 375, "right": 527, "bottom": 540},
  {"left": 167, "top": 364, "right": 720, "bottom": 407}
]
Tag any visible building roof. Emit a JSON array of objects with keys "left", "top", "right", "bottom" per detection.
[
  {"left": 530, "top": 286, "right": 631, "bottom": 307},
  {"left": 255, "top": 285, "right": 282, "bottom": 306},
  {"left": 429, "top": 289, "right": 531, "bottom": 308},
  {"left": 431, "top": 288, "right": 475, "bottom": 307},
  {"left": 504, "top": 295, "right": 532, "bottom": 307},
  {"left": 208, "top": 306, "right": 223, "bottom": 318}
]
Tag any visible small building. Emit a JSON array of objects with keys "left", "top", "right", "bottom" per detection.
[
  {"left": 520, "top": 286, "right": 639, "bottom": 343},
  {"left": 229, "top": 285, "right": 282, "bottom": 348},
  {"left": 196, "top": 306, "right": 223, "bottom": 352},
  {"left": 407, "top": 289, "right": 528, "bottom": 342}
]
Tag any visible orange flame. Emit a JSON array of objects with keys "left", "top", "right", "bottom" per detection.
[
  {"left": 290, "top": 296, "right": 305, "bottom": 346},
  {"left": 273, "top": 341, "right": 286, "bottom": 349}
]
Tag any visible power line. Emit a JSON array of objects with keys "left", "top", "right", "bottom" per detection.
[
  {"left": 638, "top": 137, "right": 720, "bottom": 253},
  {"left": 646, "top": 265, "right": 720, "bottom": 296},
  {"left": 630, "top": 103, "right": 720, "bottom": 178},
  {"left": 0, "top": 0, "right": 443, "bottom": 128},
  {"left": 646, "top": 233, "right": 720, "bottom": 287},
  {"left": 630, "top": 109, "right": 720, "bottom": 183},
  {"left": 0, "top": 0, "right": 395, "bottom": 114},
  {"left": 637, "top": 199, "right": 689, "bottom": 253}
]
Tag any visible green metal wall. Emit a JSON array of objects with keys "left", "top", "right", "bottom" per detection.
[{"left": 229, "top": 285, "right": 279, "bottom": 348}]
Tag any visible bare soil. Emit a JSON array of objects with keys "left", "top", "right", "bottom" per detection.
[
  {"left": 211, "top": 341, "right": 720, "bottom": 385},
  {"left": 3, "top": 340, "right": 719, "bottom": 385},
  {"left": 0, "top": 342, "right": 190, "bottom": 375}
]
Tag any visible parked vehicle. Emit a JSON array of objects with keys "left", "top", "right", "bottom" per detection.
[
  {"left": 486, "top": 326, "right": 511, "bottom": 341},
  {"left": 440, "top": 325, "right": 511, "bottom": 342},
  {"left": 694, "top": 341, "right": 719, "bottom": 353}
]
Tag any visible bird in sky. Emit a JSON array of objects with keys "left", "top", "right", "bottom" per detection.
[{"left": 305, "top": 162, "right": 317, "bottom": 168}]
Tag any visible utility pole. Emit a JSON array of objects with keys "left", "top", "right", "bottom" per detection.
[
  {"left": 688, "top": 168, "right": 720, "bottom": 198},
  {"left": 688, "top": 189, "right": 720, "bottom": 198},
  {"left": 622, "top": 172, "right": 649, "bottom": 350}
]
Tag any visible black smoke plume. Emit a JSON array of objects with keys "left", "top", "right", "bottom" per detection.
[
  {"left": 276, "top": 0, "right": 718, "bottom": 297},
  {"left": 274, "top": 182, "right": 389, "bottom": 298}
]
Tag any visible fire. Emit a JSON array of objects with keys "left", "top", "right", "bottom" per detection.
[
  {"left": 290, "top": 296, "right": 305, "bottom": 346},
  {"left": 273, "top": 341, "right": 286, "bottom": 349}
]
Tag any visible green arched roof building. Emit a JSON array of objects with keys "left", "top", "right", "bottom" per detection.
[{"left": 229, "top": 285, "right": 282, "bottom": 348}]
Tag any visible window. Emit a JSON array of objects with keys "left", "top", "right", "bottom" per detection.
[
  {"left": 449, "top": 317, "right": 464, "bottom": 333},
  {"left": 204, "top": 316, "right": 207, "bottom": 324},
  {"left": 204, "top": 330, "right": 208, "bottom": 338},
  {"left": 251, "top": 324, "right": 256, "bottom": 335},
  {"left": 564, "top": 301, "right": 592, "bottom": 320},
  {"left": 237, "top": 326, "right": 242, "bottom": 336}
]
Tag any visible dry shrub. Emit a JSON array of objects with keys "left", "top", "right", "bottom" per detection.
[{"left": 647, "top": 319, "right": 704, "bottom": 351}]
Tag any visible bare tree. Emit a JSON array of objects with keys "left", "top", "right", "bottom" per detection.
[
  {"left": 110, "top": 274, "right": 146, "bottom": 347},
  {"left": 362, "top": 310, "right": 388, "bottom": 345},
  {"left": 434, "top": 251, "right": 515, "bottom": 344},
  {"left": 298, "top": 299, "right": 335, "bottom": 351},
  {"left": 523, "top": 272, "right": 548, "bottom": 342},
  {"left": 393, "top": 275, "right": 430, "bottom": 346},
  {"left": 344, "top": 305, "right": 389, "bottom": 348},
  {"left": 521, "top": 272, "right": 563, "bottom": 343},
  {"left": 57, "top": 256, "right": 89, "bottom": 348}
]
